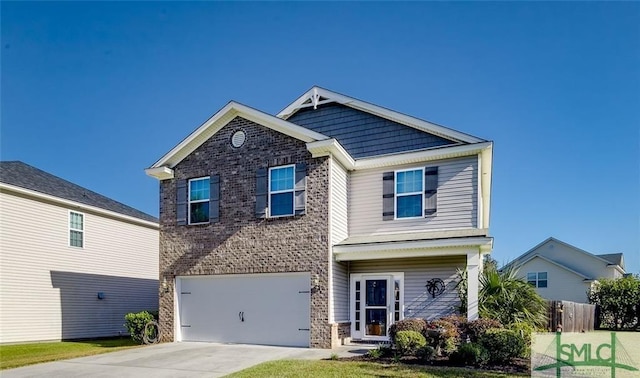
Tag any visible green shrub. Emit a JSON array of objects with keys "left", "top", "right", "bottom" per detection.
[
  {"left": 424, "top": 318, "right": 460, "bottom": 356},
  {"left": 467, "top": 318, "right": 503, "bottom": 342},
  {"left": 588, "top": 275, "right": 640, "bottom": 330},
  {"left": 367, "top": 344, "right": 392, "bottom": 359},
  {"left": 395, "top": 330, "right": 427, "bottom": 356},
  {"left": 389, "top": 318, "right": 427, "bottom": 344},
  {"left": 417, "top": 345, "right": 436, "bottom": 362},
  {"left": 508, "top": 322, "right": 533, "bottom": 357},
  {"left": 478, "top": 328, "right": 526, "bottom": 364},
  {"left": 124, "top": 311, "right": 156, "bottom": 344},
  {"left": 450, "top": 342, "right": 489, "bottom": 366}
]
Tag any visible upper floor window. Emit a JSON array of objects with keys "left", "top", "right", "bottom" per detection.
[
  {"left": 395, "top": 169, "right": 424, "bottom": 218},
  {"left": 269, "top": 165, "right": 295, "bottom": 217},
  {"left": 383, "top": 166, "right": 437, "bottom": 221},
  {"left": 69, "top": 211, "right": 84, "bottom": 248},
  {"left": 527, "top": 272, "right": 548, "bottom": 288},
  {"left": 189, "top": 177, "right": 210, "bottom": 224}
]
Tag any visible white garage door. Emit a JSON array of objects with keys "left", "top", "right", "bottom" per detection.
[{"left": 177, "top": 272, "right": 310, "bottom": 347}]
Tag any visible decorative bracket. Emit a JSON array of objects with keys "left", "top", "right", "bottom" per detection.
[{"left": 311, "top": 88, "right": 320, "bottom": 109}]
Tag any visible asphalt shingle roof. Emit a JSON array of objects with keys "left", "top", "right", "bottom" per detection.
[
  {"left": 0, "top": 161, "right": 157, "bottom": 223},
  {"left": 596, "top": 253, "right": 624, "bottom": 268}
]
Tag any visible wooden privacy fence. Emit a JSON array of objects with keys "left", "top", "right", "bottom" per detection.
[{"left": 547, "top": 300, "right": 596, "bottom": 332}]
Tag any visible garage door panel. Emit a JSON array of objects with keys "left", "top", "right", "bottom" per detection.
[{"left": 178, "top": 273, "right": 310, "bottom": 347}]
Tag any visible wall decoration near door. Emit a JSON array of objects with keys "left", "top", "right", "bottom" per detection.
[{"left": 425, "top": 278, "right": 445, "bottom": 298}]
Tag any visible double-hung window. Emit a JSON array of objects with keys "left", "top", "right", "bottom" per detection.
[
  {"left": 189, "top": 177, "right": 210, "bottom": 224},
  {"left": 69, "top": 211, "right": 84, "bottom": 248},
  {"left": 527, "top": 272, "right": 548, "bottom": 288},
  {"left": 269, "top": 165, "right": 295, "bottom": 217},
  {"left": 395, "top": 169, "right": 424, "bottom": 218}
]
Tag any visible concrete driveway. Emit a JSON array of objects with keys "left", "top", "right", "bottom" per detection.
[{"left": 3, "top": 342, "right": 374, "bottom": 378}]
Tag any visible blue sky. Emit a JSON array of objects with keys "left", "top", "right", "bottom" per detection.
[{"left": 2, "top": 2, "right": 639, "bottom": 274}]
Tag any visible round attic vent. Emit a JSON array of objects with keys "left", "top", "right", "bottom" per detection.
[{"left": 231, "top": 130, "right": 246, "bottom": 148}]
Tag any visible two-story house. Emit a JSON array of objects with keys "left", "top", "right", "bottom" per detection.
[
  {"left": 501, "top": 237, "right": 626, "bottom": 303},
  {"left": 0, "top": 161, "right": 159, "bottom": 343},
  {"left": 145, "top": 87, "right": 493, "bottom": 348}
]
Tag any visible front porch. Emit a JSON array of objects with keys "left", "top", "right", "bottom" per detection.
[{"left": 332, "top": 234, "right": 492, "bottom": 342}]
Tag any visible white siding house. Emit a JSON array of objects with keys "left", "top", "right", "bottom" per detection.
[
  {"left": 0, "top": 162, "right": 159, "bottom": 343},
  {"left": 502, "top": 237, "right": 626, "bottom": 303}
]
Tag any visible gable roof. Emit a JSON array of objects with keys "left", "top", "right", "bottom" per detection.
[
  {"left": 512, "top": 253, "right": 592, "bottom": 280},
  {"left": 0, "top": 161, "right": 157, "bottom": 223},
  {"left": 597, "top": 253, "right": 625, "bottom": 268},
  {"left": 147, "top": 101, "right": 329, "bottom": 172},
  {"left": 278, "top": 86, "right": 486, "bottom": 145},
  {"left": 501, "top": 237, "right": 625, "bottom": 273},
  {"left": 286, "top": 102, "right": 459, "bottom": 159}
]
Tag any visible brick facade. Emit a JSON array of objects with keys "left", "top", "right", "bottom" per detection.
[{"left": 158, "top": 116, "right": 332, "bottom": 348}]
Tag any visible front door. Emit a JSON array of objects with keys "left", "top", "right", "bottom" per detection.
[
  {"left": 351, "top": 273, "right": 403, "bottom": 340},
  {"left": 364, "top": 277, "right": 391, "bottom": 338}
]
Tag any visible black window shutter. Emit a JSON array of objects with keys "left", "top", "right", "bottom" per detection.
[
  {"left": 209, "top": 174, "right": 220, "bottom": 223},
  {"left": 255, "top": 168, "right": 268, "bottom": 218},
  {"left": 382, "top": 172, "right": 394, "bottom": 221},
  {"left": 294, "top": 163, "right": 307, "bottom": 216},
  {"left": 176, "top": 179, "right": 187, "bottom": 225},
  {"left": 425, "top": 167, "right": 438, "bottom": 215}
]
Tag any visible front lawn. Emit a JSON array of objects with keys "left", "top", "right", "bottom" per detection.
[
  {"left": 0, "top": 338, "right": 141, "bottom": 370},
  {"left": 227, "top": 360, "right": 528, "bottom": 378}
]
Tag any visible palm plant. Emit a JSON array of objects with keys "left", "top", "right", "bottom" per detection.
[
  {"left": 457, "top": 265, "right": 548, "bottom": 328},
  {"left": 479, "top": 266, "right": 547, "bottom": 328}
]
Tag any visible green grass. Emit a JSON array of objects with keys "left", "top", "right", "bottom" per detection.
[
  {"left": 227, "top": 360, "right": 528, "bottom": 378},
  {"left": 0, "top": 338, "right": 141, "bottom": 370}
]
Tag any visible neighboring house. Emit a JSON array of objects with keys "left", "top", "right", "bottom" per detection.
[
  {"left": 0, "top": 161, "right": 159, "bottom": 343},
  {"left": 501, "top": 237, "right": 626, "bottom": 303},
  {"left": 145, "top": 87, "right": 493, "bottom": 348}
]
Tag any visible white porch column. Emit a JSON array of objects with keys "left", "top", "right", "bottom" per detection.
[{"left": 466, "top": 250, "right": 480, "bottom": 321}]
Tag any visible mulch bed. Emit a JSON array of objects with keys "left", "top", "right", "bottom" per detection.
[{"left": 336, "top": 354, "right": 531, "bottom": 375}]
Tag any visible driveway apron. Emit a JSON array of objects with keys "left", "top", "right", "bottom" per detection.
[{"left": 2, "top": 342, "right": 373, "bottom": 378}]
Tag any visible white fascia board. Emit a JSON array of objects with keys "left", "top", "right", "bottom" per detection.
[
  {"left": 306, "top": 139, "right": 355, "bottom": 170},
  {"left": 514, "top": 254, "right": 591, "bottom": 280},
  {"left": 149, "top": 101, "right": 329, "bottom": 169},
  {"left": 353, "top": 141, "right": 492, "bottom": 170},
  {"left": 278, "top": 86, "right": 485, "bottom": 144},
  {"left": 333, "top": 237, "right": 493, "bottom": 262},
  {"left": 145, "top": 166, "right": 174, "bottom": 180},
  {"left": 0, "top": 183, "right": 159, "bottom": 229},
  {"left": 480, "top": 143, "right": 493, "bottom": 229}
]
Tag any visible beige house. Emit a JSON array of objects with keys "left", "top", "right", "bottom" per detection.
[
  {"left": 146, "top": 87, "right": 493, "bottom": 348},
  {"left": 0, "top": 162, "right": 159, "bottom": 343},
  {"left": 502, "top": 237, "right": 626, "bottom": 303}
]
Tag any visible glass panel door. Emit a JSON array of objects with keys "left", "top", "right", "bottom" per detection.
[{"left": 364, "top": 277, "right": 391, "bottom": 337}]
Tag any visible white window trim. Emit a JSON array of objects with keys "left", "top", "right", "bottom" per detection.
[
  {"left": 268, "top": 164, "right": 295, "bottom": 218},
  {"left": 527, "top": 271, "right": 548, "bottom": 288},
  {"left": 68, "top": 210, "right": 84, "bottom": 248},
  {"left": 188, "top": 177, "right": 210, "bottom": 225},
  {"left": 350, "top": 272, "right": 405, "bottom": 341},
  {"left": 394, "top": 167, "right": 425, "bottom": 220}
]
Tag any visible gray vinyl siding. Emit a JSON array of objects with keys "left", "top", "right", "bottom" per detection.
[
  {"left": 330, "top": 159, "right": 349, "bottom": 322},
  {"left": 350, "top": 156, "right": 478, "bottom": 236},
  {"left": 287, "top": 103, "right": 456, "bottom": 159},
  {"left": 350, "top": 256, "right": 465, "bottom": 320},
  {"left": 331, "top": 260, "right": 349, "bottom": 322},
  {"left": 0, "top": 191, "right": 159, "bottom": 343}
]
